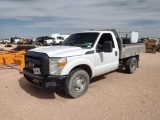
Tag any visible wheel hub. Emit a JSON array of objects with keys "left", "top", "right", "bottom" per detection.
[
  {"left": 74, "top": 76, "right": 85, "bottom": 92},
  {"left": 131, "top": 59, "right": 137, "bottom": 70},
  {"left": 75, "top": 79, "right": 83, "bottom": 87}
]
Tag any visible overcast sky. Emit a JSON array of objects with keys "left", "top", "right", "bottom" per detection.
[{"left": 0, "top": 0, "right": 160, "bottom": 39}]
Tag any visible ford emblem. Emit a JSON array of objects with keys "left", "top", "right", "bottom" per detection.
[{"left": 28, "top": 62, "right": 34, "bottom": 68}]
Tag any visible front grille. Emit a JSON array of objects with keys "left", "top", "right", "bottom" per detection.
[
  {"left": 25, "top": 51, "right": 49, "bottom": 76},
  {"left": 26, "top": 57, "right": 41, "bottom": 67},
  {"left": 25, "top": 56, "right": 42, "bottom": 76}
]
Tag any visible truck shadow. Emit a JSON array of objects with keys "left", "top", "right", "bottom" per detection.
[
  {"left": 18, "top": 69, "right": 127, "bottom": 99},
  {"left": 89, "top": 69, "right": 127, "bottom": 84},
  {"left": 0, "top": 64, "right": 19, "bottom": 71},
  {"left": 90, "top": 73, "right": 108, "bottom": 84},
  {"left": 115, "top": 68, "right": 129, "bottom": 74},
  {"left": 18, "top": 77, "right": 72, "bottom": 99}
]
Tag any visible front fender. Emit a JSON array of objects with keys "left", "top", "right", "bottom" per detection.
[{"left": 61, "top": 58, "right": 95, "bottom": 77}]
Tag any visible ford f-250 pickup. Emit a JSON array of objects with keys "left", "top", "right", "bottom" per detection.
[{"left": 23, "top": 29, "right": 145, "bottom": 98}]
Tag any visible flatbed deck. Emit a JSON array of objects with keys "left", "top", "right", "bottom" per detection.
[{"left": 121, "top": 43, "right": 145, "bottom": 58}]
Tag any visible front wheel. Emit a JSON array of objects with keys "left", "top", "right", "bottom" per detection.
[
  {"left": 49, "top": 43, "right": 53, "bottom": 46},
  {"left": 125, "top": 57, "right": 137, "bottom": 74},
  {"left": 64, "top": 69, "right": 90, "bottom": 98}
]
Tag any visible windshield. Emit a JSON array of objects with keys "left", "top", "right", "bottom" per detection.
[{"left": 62, "top": 33, "right": 99, "bottom": 48}]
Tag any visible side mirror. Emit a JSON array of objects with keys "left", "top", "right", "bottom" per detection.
[{"left": 104, "top": 41, "right": 113, "bottom": 52}]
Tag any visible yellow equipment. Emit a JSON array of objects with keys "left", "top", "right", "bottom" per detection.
[
  {"left": 0, "top": 50, "right": 26, "bottom": 73},
  {"left": 144, "top": 37, "right": 159, "bottom": 53},
  {"left": 157, "top": 42, "right": 160, "bottom": 52},
  {"left": 0, "top": 45, "right": 36, "bottom": 73}
]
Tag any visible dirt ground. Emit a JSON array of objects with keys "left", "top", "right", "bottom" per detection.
[{"left": 0, "top": 44, "right": 160, "bottom": 120}]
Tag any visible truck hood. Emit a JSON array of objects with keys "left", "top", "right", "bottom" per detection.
[{"left": 29, "top": 46, "right": 90, "bottom": 57}]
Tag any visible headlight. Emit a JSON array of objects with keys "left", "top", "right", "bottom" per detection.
[{"left": 49, "top": 58, "right": 67, "bottom": 75}]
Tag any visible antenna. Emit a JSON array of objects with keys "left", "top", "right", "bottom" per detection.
[{"left": 57, "top": 24, "right": 59, "bottom": 33}]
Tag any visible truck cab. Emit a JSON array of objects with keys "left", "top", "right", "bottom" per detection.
[{"left": 24, "top": 30, "right": 145, "bottom": 98}]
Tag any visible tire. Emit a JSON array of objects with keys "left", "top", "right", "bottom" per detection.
[
  {"left": 125, "top": 57, "right": 137, "bottom": 74},
  {"left": 59, "top": 41, "right": 62, "bottom": 44},
  {"left": 64, "top": 69, "right": 90, "bottom": 98},
  {"left": 40, "top": 43, "right": 43, "bottom": 46},
  {"left": 49, "top": 43, "right": 53, "bottom": 46},
  {"left": 36, "top": 42, "right": 40, "bottom": 45}
]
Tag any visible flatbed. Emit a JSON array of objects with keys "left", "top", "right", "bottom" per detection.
[{"left": 121, "top": 43, "right": 145, "bottom": 58}]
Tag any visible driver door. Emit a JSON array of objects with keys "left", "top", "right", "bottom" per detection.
[{"left": 94, "top": 33, "right": 119, "bottom": 76}]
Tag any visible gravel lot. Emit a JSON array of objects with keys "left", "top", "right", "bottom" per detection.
[{"left": 0, "top": 44, "right": 160, "bottom": 120}]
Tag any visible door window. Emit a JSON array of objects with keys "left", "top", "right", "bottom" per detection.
[{"left": 98, "top": 33, "right": 115, "bottom": 48}]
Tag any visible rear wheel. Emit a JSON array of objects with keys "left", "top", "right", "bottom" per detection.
[
  {"left": 125, "top": 57, "right": 137, "bottom": 74},
  {"left": 64, "top": 69, "right": 90, "bottom": 98}
]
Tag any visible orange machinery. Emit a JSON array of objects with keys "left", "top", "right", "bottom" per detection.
[
  {"left": 0, "top": 45, "right": 36, "bottom": 73},
  {"left": 0, "top": 50, "right": 26, "bottom": 73}
]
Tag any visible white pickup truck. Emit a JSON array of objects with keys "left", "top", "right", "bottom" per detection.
[
  {"left": 2, "top": 38, "right": 11, "bottom": 44},
  {"left": 14, "top": 37, "right": 23, "bottom": 44},
  {"left": 23, "top": 29, "right": 145, "bottom": 98},
  {"left": 51, "top": 33, "right": 69, "bottom": 44},
  {"left": 43, "top": 37, "right": 55, "bottom": 46}
]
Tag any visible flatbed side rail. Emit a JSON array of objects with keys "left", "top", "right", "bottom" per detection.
[{"left": 121, "top": 43, "right": 145, "bottom": 59}]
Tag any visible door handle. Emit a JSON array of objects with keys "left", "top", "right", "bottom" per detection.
[{"left": 115, "top": 51, "right": 118, "bottom": 56}]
